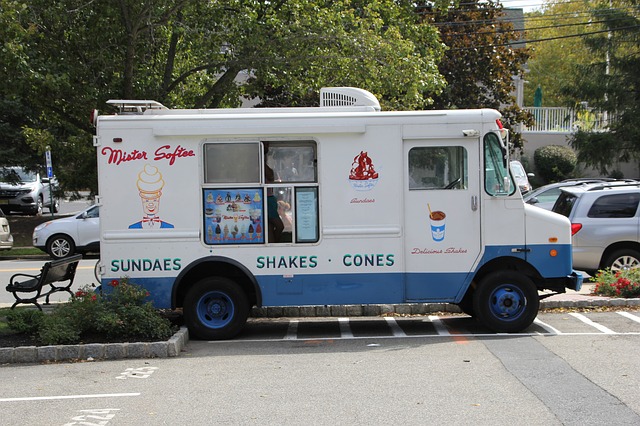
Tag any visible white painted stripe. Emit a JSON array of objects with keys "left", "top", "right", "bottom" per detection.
[
  {"left": 617, "top": 311, "right": 640, "bottom": 324},
  {"left": 534, "top": 318, "right": 562, "bottom": 335},
  {"left": 428, "top": 315, "right": 450, "bottom": 336},
  {"left": 569, "top": 313, "right": 616, "bottom": 334},
  {"left": 285, "top": 319, "right": 299, "bottom": 340},
  {"left": 0, "top": 393, "right": 140, "bottom": 402},
  {"left": 384, "top": 317, "right": 407, "bottom": 337},
  {"left": 338, "top": 317, "right": 353, "bottom": 338}
]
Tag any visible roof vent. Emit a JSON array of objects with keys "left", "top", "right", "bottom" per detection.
[
  {"left": 320, "top": 87, "right": 381, "bottom": 111},
  {"left": 106, "top": 100, "right": 167, "bottom": 114}
]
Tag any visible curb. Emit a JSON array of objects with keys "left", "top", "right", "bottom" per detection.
[
  {"left": 0, "top": 327, "right": 188, "bottom": 365},
  {"left": 3, "top": 298, "right": 640, "bottom": 365},
  {"left": 249, "top": 298, "right": 640, "bottom": 318}
]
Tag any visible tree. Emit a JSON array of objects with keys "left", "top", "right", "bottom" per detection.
[
  {"left": 524, "top": 0, "right": 596, "bottom": 107},
  {"left": 563, "top": 0, "right": 640, "bottom": 174},
  {"left": 418, "top": 0, "right": 532, "bottom": 151},
  {"left": 0, "top": 0, "right": 447, "bottom": 194}
]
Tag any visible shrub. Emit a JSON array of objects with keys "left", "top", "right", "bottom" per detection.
[
  {"left": 534, "top": 145, "right": 577, "bottom": 183},
  {"left": 6, "top": 309, "right": 45, "bottom": 334},
  {"left": 9, "top": 279, "right": 174, "bottom": 345},
  {"left": 592, "top": 268, "right": 640, "bottom": 298}
]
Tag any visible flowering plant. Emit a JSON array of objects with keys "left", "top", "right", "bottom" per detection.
[
  {"left": 592, "top": 268, "right": 640, "bottom": 298},
  {"left": 9, "top": 278, "right": 173, "bottom": 345}
]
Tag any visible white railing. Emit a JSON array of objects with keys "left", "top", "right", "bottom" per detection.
[{"left": 522, "top": 107, "right": 611, "bottom": 133}]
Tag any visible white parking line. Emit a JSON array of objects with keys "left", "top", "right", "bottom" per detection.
[
  {"left": 569, "top": 313, "right": 616, "bottom": 334},
  {"left": 617, "top": 311, "right": 640, "bottom": 324},
  {"left": 0, "top": 393, "right": 140, "bottom": 402},
  {"left": 285, "top": 319, "right": 299, "bottom": 340},
  {"left": 338, "top": 317, "right": 353, "bottom": 338},
  {"left": 534, "top": 318, "right": 562, "bottom": 335},
  {"left": 428, "top": 315, "right": 451, "bottom": 336},
  {"left": 384, "top": 317, "right": 407, "bottom": 337}
]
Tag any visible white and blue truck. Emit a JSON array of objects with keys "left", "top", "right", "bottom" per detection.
[{"left": 93, "top": 87, "right": 582, "bottom": 339}]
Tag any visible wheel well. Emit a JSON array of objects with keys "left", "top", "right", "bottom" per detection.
[
  {"left": 599, "top": 242, "right": 640, "bottom": 269},
  {"left": 461, "top": 256, "right": 543, "bottom": 301},
  {"left": 173, "top": 257, "right": 260, "bottom": 309}
]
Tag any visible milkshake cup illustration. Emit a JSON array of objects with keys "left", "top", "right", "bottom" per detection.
[{"left": 428, "top": 204, "right": 446, "bottom": 242}]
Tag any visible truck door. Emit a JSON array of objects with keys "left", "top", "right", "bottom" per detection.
[{"left": 403, "top": 139, "right": 482, "bottom": 301}]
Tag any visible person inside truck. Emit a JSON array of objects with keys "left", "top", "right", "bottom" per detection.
[{"left": 264, "top": 143, "right": 284, "bottom": 242}]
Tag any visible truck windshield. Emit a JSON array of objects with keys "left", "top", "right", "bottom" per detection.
[{"left": 484, "top": 133, "right": 514, "bottom": 196}]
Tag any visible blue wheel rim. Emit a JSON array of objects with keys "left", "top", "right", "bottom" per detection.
[
  {"left": 489, "top": 284, "right": 526, "bottom": 321},
  {"left": 196, "top": 290, "right": 235, "bottom": 329}
]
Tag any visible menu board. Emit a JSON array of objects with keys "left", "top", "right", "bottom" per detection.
[
  {"left": 295, "top": 187, "right": 318, "bottom": 242},
  {"left": 203, "top": 189, "right": 264, "bottom": 245}
]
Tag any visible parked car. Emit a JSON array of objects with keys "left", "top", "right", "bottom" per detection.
[
  {"left": 552, "top": 181, "right": 640, "bottom": 274},
  {"left": 524, "top": 178, "right": 635, "bottom": 210},
  {"left": 0, "top": 208, "right": 13, "bottom": 250},
  {"left": 0, "top": 167, "right": 60, "bottom": 215},
  {"left": 510, "top": 160, "right": 534, "bottom": 194},
  {"left": 33, "top": 205, "right": 100, "bottom": 259}
]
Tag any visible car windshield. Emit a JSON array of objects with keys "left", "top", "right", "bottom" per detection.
[
  {"left": 0, "top": 167, "right": 36, "bottom": 183},
  {"left": 510, "top": 162, "right": 526, "bottom": 178},
  {"left": 552, "top": 192, "right": 578, "bottom": 217}
]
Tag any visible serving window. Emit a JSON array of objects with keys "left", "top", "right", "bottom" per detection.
[{"left": 202, "top": 140, "right": 319, "bottom": 245}]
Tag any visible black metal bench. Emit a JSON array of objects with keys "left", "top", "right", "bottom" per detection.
[{"left": 5, "top": 254, "right": 83, "bottom": 310}]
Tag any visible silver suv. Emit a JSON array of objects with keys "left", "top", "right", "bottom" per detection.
[
  {"left": 553, "top": 182, "right": 640, "bottom": 274},
  {"left": 0, "top": 167, "right": 59, "bottom": 215}
]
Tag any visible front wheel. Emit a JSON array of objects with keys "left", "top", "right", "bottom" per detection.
[
  {"left": 47, "top": 234, "right": 75, "bottom": 259},
  {"left": 184, "top": 277, "right": 249, "bottom": 340},
  {"left": 473, "top": 271, "right": 539, "bottom": 333}
]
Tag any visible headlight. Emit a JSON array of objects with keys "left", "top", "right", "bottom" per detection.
[{"left": 34, "top": 222, "right": 51, "bottom": 232}]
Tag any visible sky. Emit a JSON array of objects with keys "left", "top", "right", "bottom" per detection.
[{"left": 500, "top": 0, "right": 547, "bottom": 12}]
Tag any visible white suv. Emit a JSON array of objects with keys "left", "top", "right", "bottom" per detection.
[
  {"left": 33, "top": 205, "right": 100, "bottom": 259},
  {"left": 0, "top": 167, "right": 60, "bottom": 215},
  {"left": 552, "top": 182, "right": 640, "bottom": 274}
]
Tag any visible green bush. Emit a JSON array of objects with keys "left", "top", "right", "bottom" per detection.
[
  {"left": 592, "top": 268, "right": 640, "bottom": 298},
  {"left": 534, "top": 145, "right": 577, "bottom": 183},
  {"left": 9, "top": 279, "right": 174, "bottom": 345},
  {"left": 6, "top": 309, "right": 45, "bottom": 334}
]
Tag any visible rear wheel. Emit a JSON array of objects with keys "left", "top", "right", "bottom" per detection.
[
  {"left": 473, "top": 271, "right": 539, "bottom": 333},
  {"left": 47, "top": 234, "right": 75, "bottom": 259},
  {"left": 604, "top": 249, "right": 640, "bottom": 272},
  {"left": 184, "top": 277, "right": 249, "bottom": 340}
]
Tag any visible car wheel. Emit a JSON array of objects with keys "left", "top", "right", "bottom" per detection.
[
  {"left": 32, "top": 196, "right": 44, "bottom": 216},
  {"left": 184, "top": 277, "right": 249, "bottom": 340},
  {"left": 47, "top": 234, "right": 75, "bottom": 259},
  {"left": 604, "top": 249, "right": 640, "bottom": 272},
  {"left": 49, "top": 198, "right": 60, "bottom": 213},
  {"left": 473, "top": 271, "right": 539, "bottom": 333}
]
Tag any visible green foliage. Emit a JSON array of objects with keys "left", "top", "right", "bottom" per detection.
[
  {"left": 524, "top": 0, "right": 596, "bottom": 107},
  {"left": 0, "top": 0, "right": 447, "bottom": 196},
  {"left": 425, "top": 0, "right": 532, "bottom": 151},
  {"left": 6, "top": 309, "right": 45, "bottom": 334},
  {"left": 564, "top": 0, "right": 640, "bottom": 174},
  {"left": 592, "top": 269, "right": 640, "bottom": 298},
  {"left": 8, "top": 279, "right": 174, "bottom": 346},
  {"left": 533, "top": 145, "right": 577, "bottom": 182}
]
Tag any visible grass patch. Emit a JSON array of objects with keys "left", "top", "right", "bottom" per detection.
[{"left": 0, "top": 247, "right": 46, "bottom": 257}]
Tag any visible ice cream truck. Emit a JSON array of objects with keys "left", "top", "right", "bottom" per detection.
[{"left": 93, "top": 87, "right": 582, "bottom": 339}]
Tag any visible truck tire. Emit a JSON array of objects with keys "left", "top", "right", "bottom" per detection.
[
  {"left": 604, "top": 249, "right": 640, "bottom": 272},
  {"left": 472, "top": 271, "right": 539, "bottom": 333},
  {"left": 47, "top": 234, "right": 75, "bottom": 259},
  {"left": 184, "top": 277, "right": 249, "bottom": 340}
]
